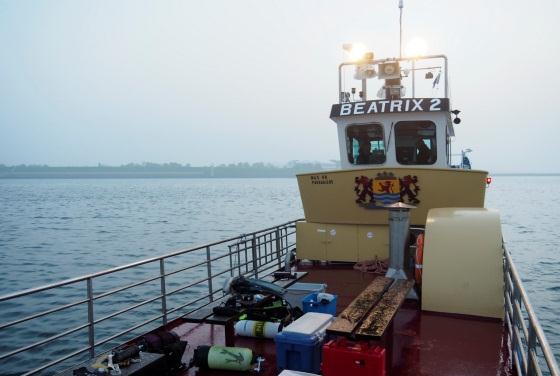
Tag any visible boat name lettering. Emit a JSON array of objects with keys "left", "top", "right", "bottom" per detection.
[
  {"left": 330, "top": 98, "right": 449, "bottom": 117},
  {"left": 310, "top": 175, "right": 334, "bottom": 185}
]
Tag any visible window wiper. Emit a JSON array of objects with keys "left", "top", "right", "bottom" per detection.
[{"left": 386, "top": 122, "right": 394, "bottom": 153}]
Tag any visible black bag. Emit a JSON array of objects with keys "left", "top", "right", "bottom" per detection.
[{"left": 141, "top": 330, "right": 187, "bottom": 374}]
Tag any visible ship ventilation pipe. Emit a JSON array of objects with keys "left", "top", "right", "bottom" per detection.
[
  {"left": 385, "top": 202, "right": 418, "bottom": 299},
  {"left": 385, "top": 202, "right": 415, "bottom": 280}
]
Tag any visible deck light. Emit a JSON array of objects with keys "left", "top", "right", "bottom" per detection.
[
  {"left": 406, "top": 37, "right": 428, "bottom": 57},
  {"left": 343, "top": 43, "right": 368, "bottom": 62}
]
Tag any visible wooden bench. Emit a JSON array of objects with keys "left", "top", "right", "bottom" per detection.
[
  {"left": 327, "top": 277, "right": 414, "bottom": 339},
  {"left": 183, "top": 271, "right": 307, "bottom": 346}
]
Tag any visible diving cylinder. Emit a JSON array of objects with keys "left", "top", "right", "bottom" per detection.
[
  {"left": 192, "top": 345, "right": 253, "bottom": 371},
  {"left": 234, "top": 320, "right": 282, "bottom": 339}
]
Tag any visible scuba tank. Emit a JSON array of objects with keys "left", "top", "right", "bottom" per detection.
[
  {"left": 234, "top": 320, "right": 282, "bottom": 339},
  {"left": 192, "top": 345, "right": 253, "bottom": 371}
]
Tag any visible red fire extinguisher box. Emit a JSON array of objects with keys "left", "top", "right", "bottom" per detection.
[{"left": 322, "top": 338, "right": 386, "bottom": 376}]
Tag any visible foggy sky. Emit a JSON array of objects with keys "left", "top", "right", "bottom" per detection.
[{"left": 0, "top": 0, "right": 558, "bottom": 173}]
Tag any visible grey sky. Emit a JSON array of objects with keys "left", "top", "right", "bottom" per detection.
[{"left": 0, "top": 0, "right": 558, "bottom": 173}]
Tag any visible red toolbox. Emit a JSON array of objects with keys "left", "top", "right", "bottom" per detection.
[{"left": 322, "top": 338, "right": 386, "bottom": 376}]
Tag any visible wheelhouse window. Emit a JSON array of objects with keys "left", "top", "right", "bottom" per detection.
[
  {"left": 346, "top": 124, "right": 386, "bottom": 165},
  {"left": 395, "top": 121, "right": 437, "bottom": 165}
]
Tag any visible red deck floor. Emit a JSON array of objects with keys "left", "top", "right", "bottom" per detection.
[{"left": 170, "top": 264, "right": 512, "bottom": 376}]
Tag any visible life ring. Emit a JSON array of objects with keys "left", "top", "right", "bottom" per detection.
[{"left": 415, "top": 233, "right": 424, "bottom": 283}]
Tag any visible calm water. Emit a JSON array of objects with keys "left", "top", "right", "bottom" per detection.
[{"left": 0, "top": 177, "right": 559, "bottom": 374}]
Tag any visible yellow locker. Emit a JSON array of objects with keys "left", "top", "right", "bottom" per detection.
[
  {"left": 296, "top": 221, "right": 327, "bottom": 261},
  {"left": 324, "top": 224, "right": 358, "bottom": 262},
  {"left": 357, "top": 225, "right": 390, "bottom": 261}
]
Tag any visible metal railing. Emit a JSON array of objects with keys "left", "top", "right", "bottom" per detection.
[
  {"left": 0, "top": 219, "right": 300, "bottom": 375},
  {"left": 504, "top": 246, "right": 560, "bottom": 376}
]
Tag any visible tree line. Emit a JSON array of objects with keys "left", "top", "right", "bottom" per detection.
[{"left": 0, "top": 161, "right": 339, "bottom": 178}]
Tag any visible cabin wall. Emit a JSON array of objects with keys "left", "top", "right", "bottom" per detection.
[
  {"left": 296, "top": 167, "right": 487, "bottom": 226},
  {"left": 296, "top": 222, "right": 389, "bottom": 262},
  {"left": 334, "top": 112, "right": 449, "bottom": 170}
]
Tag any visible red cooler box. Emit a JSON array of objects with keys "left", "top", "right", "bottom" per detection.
[{"left": 322, "top": 338, "right": 386, "bottom": 376}]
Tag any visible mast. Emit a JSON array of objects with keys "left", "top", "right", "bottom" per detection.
[{"left": 399, "top": 0, "right": 403, "bottom": 58}]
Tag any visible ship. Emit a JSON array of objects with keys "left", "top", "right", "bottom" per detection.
[{"left": 1, "top": 20, "right": 559, "bottom": 376}]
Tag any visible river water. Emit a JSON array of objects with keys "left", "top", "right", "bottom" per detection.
[{"left": 0, "top": 176, "right": 559, "bottom": 374}]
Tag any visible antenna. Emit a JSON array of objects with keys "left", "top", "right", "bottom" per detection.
[{"left": 399, "top": 0, "right": 404, "bottom": 58}]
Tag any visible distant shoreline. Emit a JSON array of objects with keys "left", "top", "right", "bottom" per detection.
[
  {"left": 0, "top": 173, "right": 301, "bottom": 179},
  {"left": 0, "top": 162, "right": 334, "bottom": 179},
  {"left": 0, "top": 170, "right": 558, "bottom": 179}
]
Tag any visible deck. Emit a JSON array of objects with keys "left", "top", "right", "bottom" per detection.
[{"left": 167, "top": 263, "right": 512, "bottom": 376}]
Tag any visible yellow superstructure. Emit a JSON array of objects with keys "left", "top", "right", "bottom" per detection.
[{"left": 296, "top": 167, "right": 487, "bottom": 262}]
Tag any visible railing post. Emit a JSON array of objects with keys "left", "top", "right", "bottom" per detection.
[
  {"left": 275, "top": 228, "right": 282, "bottom": 270},
  {"left": 228, "top": 245, "right": 234, "bottom": 277},
  {"left": 86, "top": 278, "right": 95, "bottom": 358},
  {"left": 206, "top": 246, "right": 214, "bottom": 302},
  {"left": 527, "top": 325, "right": 537, "bottom": 376},
  {"left": 252, "top": 234, "right": 258, "bottom": 278},
  {"left": 160, "top": 259, "right": 167, "bottom": 326},
  {"left": 512, "top": 280, "right": 524, "bottom": 374}
]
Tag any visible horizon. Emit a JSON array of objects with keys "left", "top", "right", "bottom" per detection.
[
  {"left": 1, "top": 162, "right": 559, "bottom": 176},
  {"left": 1, "top": 1, "right": 559, "bottom": 172}
]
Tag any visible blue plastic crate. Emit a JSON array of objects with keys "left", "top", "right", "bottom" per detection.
[
  {"left": 302, "top": 293, "right": 337, "bottom": 315},
  {"left": 275, "top": 312, "right": 333, "bottom": 374}
]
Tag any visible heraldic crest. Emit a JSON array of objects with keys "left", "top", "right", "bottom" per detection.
[{"left": 354, "top": 172, "right": 420, "bottom": 209}]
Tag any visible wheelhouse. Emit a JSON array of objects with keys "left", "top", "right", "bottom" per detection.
[{"left": 331, "top": 55, "right": 459, "bottom": 170}]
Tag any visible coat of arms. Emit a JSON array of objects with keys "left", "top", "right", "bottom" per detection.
[{"left": 354, "top": 172, "right": 420, "bottom": 209}]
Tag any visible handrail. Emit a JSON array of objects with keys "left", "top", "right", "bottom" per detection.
[
  {"left": 337, "top": 54, "right": 449, "bottom": 102},
  {"left": 504, "top": 246, "right": 560, "bottom": 376},
  {"left": 0, "top": 218, "right": 301, "bottom": 302},
  {"left": 0, "top": 219, "right": 301, "bottom": 375}
]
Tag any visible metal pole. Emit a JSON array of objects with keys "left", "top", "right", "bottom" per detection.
[
  {"left": 399, "top": 0, "right": 404, "bottom": 58},
  {"left": 338, "top": 64, "right": 343, "bottom": 103},
  {"left": 385, "top": 202, "right": 418, "bottom": 299},
  {"left": 252, "top": 235, "right": 258, "bottom": 278},
  {"left": 275, "top": 228, "right": 282, "bottom": 270},
  {"left": 512, "top": 283, "right": 521, "bottom": 373},
  {"left": 228, "top": 245, "right": 234, "bottom": 277},
  {"left": 159, "top": 259, "right": 167, "bottom": 325},
  {"left": 206, "top": 246, "right": 214, "bottom": 302},
  {"left": 412, "top": 60, "right": 415, "bottom": 97},
  {"left": 444, "top": 56, "right": 449, "bottom": 98},
  {"left": 386, "top": 208, "right": 410, "bottom": 280},
  {"left": 527, "top": 325, "right": 537, "bottom": 376},
  {"left": 361, "top": 79, "right": 367, "bottom": 101},
  {"left": 86, "top": 278, "right": 95, "bottom": 358}
]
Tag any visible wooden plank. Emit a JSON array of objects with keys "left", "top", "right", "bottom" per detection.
[
  {"left": 355, "top": 279, "right": 414, "bottom": 338},
  {"left": 327, "top": 276, "right": 393, "bottom": 336}
]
